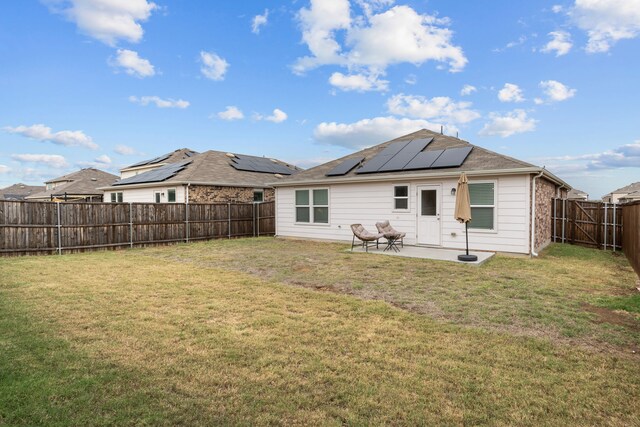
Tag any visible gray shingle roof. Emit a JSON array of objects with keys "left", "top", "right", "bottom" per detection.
[
  {"left": 0, "top": 183, "right": 45, "bottom": 200},
  {"left": 123, "top": 148, "right": 198, "bottom": 170},
  {"left": 610, "top": 181, "right": 640, "bottom": 194},
  {"left": 27, "top": 168, "right": 119, "bottom": 199},
  {"left": 273, "top": 129, "right": 538, "bottom": 185},
  {"left": 104, "top": 150, "right": 301, "bottom": 189}
]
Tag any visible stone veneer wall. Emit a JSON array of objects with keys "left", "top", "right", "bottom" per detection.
[
  {"left": 188, "top": 185, "right": 274, "bottom": 203},
  {"left": 534, "top": 177, "right": 557, "bottom": 252}
]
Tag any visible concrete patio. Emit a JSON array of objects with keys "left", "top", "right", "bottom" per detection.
[{"left": 350, "top": 244, "right": 494, "bottom": 265}]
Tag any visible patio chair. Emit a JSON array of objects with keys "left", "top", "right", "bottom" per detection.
[
  {"left": 350, "top": 224, "right": 384, "bottom": 252},
  {"left": 376, "top": 220, "right": 406, "bottom": 251}
]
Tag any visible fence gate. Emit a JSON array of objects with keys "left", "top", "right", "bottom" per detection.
[{"left": 552, "top": 199, "right": 623, "bottom": 250}]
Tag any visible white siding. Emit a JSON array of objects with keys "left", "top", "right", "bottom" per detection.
[
  {"left": 276, "top": 175, "right": 532, "bottom": 254},
  {"left": 105, "top": 185, "right": 186, "bottom": 203}
]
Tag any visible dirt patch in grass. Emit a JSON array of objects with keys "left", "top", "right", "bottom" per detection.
[{"left": 583, "top": 303, "right": 640, "bottom": 330}]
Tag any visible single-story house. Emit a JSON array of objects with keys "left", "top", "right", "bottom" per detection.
[
  {"left": 602, "top": 182, "right": 640, "bottom": 203},
  {"left": 0, "top": 183, "right": 45, "bottom": 200},
  {"left": 26, "top": 168, "right": 118, "bottom": 202},
  {"left": 271, "top": 129, "right": 570, "bottom": 255},
  {"left": 100, "top": 149, "right": 301, "bottom": 203},
  {"left": 567, "top": 188, "right": 589, "bottom": 200}
]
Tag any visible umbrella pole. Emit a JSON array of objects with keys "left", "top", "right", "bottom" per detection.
[{"left": 465, "top": 222, "right": 469, "bottom": 256}]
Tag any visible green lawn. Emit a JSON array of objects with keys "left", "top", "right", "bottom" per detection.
[{"left": 1, "top": 239, "right": 638, "bottom": 425}]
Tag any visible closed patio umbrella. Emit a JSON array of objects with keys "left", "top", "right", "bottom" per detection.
[{"left": 454, "top": 173, "right": 478, "bottom": 262}]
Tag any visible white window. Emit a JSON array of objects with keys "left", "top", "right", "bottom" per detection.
[
  {"left": 295, "top": 189, "right": 329, "bottom": 224},
  {"left": 468, "top": 182, "right": 496, "bottom": 230},
  {"left": 167, "top": 188, "right": 176, "bottom": 203},
  {"left": 110, "top": 192, "right": 123, "bottom": 203},
  {"left": 253, "top": 190, "right": 264, "bottom": 203},
  {"left": 393, "top": 185, "right": 409, "bottom": 210}
]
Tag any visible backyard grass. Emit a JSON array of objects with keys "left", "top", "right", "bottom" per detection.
[{"left": 1, "top": 239, "right": 638, "bottom": 425}]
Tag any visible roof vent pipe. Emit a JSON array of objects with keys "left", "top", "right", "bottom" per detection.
[{"left": 440, "top": 125, "right": 443, "bottom": 135}]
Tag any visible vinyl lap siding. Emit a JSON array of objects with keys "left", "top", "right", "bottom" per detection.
[{"left": 276, "top": 174, "right": 531, "bottom": 254}]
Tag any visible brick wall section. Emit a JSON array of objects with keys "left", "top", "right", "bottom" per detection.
[
  {"left": 188, "top": 185, "right": 274, "bottom": 203},
  {"left": 534, "top": 177, "right": 557, "bottom": 252}
]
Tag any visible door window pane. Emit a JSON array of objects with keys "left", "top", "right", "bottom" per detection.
[
  {"left": 155, "top": 193, "right": 161, "bottom": 203},
  {"left": 421, "top": 190, "right": 437, "bottom": 216}
]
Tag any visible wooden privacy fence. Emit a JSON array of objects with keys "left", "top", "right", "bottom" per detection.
[
  {"left": 622, "top": 201, "right": 640, "bottom": 277},
  {"left": 0, "top": 200, "right": 275, "bottom": 256},
  {"left": 551, "top": 199, "right": 623, "bottom": 250}
]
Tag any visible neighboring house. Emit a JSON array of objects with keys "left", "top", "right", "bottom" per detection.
[
  {"left": 271, "top": 129, "right": 570, "bottom": 255},
  {"left": 100, "top": 150, "right": 300, "bottom": 203},
  {"left": 618, "top": 190, "right": 640, "bottom": 203},
  {"left": 567, "top": 188, "right": 589, "bottom": 200},
  {"left": 26, "top": 168, "right": 118, "bottom": 202},
  {"left": 0, "top": 183, "right": 45, "bottom": 200},
  {"left": 602, "top": 182, "right": 640, "bottom": 203}
]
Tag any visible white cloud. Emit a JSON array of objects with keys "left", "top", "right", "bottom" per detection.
[
  {"left": 128, "top": 96, "right": 189, "bottom": 108},
  {"left": 0, "top": 165, "right": 10, "bottom": 174},
  {"left": 11, "top": 154, "right": 69, "bottom": 168},
  {"left": 47, "top": 0, "right": 158, "bottom": 46},
  {"left": 77, "top": 154, "right": 112, "bottom": 169},
  {"left": 479, "top": 109, "right": 537, "bottom": 137},
  {"left": 329, "top": 71, "right": 389, "bottom": 92},
  {"left": 255, "top": 108, "right": 288, "bottom": 123},
  {"left": 570, "top": 0, "right": 640, "bottom": 53},
  {"left": 539, "top": 80, "right": 576, "bottom": 102},
  {"left": 493, "top": 35, "right": 528, "bottom": 53},
  {"left": 217, "top": 106, "right": 245, "bottom": 121},
  {"left": 404, "top": 74, "right": 417, "bottom": 85},
  {"left": 114, "top": 144, "right": 139, "bottom": 155},
  {"left": 112, "top": 49, "right": 155, "bottom": 78},
  {"left": 294, "top": 2, "right": 467, "bottom": 79},
  {"left": 539, "top": 140, "right": 640, "bottom": 170},
  {"left": 551, "top": 5, "right": 564, "bottom": 13},
  {"left": 541, "top": 31, "right": 573, "bottom": 56},
  {"left": 252, "top": 9, "right": 269, "bottom": 34},
  {"left": 314, "top": 116, "right": 443, "bottom": 149},
  {"left": 4, "top": 124, "right": 98, "bottom": 150},
  {"left": 200, "top": 51, "right": 229, "bottom": 81},
  {"left": 460, "top": 84, "right": 477, "bottom": 96},
  {"left": 498, "top": 83, "right": 525, "bottom": 103},
  {"left": 387, "top": 94, "right": 480, "bottom": 126}
]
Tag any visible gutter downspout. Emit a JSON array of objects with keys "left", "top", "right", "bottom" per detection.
[{"left": 531, "top": 169, "right": 545, "bottom": 257}]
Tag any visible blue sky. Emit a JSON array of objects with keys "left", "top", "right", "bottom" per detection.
[{"left": 1, "top": 0, "right": 639, "bottom": 198}]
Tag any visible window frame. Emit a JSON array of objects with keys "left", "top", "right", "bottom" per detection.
[
  {"left": 392, "top": 184, "right": 410, "bottom": 212},
  {"left": 294, "top": 188, "right": 330, "bottom": 225},
  {"left": 154, "top": 191, "right": 161, "bottom": 203},
  {"left": 110, "top": 192, "right": 123, "bottom": 203},
  {"left": 167, "top": 188, "right": 176, "bottom": 203},
  {"left": 468, "top": 180, "right": 498, "bottom": 233},
  {"left": 253, "top": 189, "right": 264, "bottom": 203}
]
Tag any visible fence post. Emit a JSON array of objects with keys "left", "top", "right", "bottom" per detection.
[
  {"left": 553, "top": 198, "right": 557, "bottom": 242},
  {"left": 613, "top": 203, "right": 616, "bottom": 251},
  {"left": 257, "top": 202, "right": 260, "bottom": 237},
  {"left": 129, "top": 203, "right": 133, "bottom": 248},
  {"left": 603, "top": 203, "right": 608, "bottom": 250},
  {"left": 185, "top": 202, "right": 189, "bottom": 243},
  {"left": 562, "top": 198, "right": 566, "bottom": 243},
  {"left": 56, "top": 202, "right": 62, "bottom": 255},
  {"left": 228, "top": 202, "right": 231, "bottom": 239},
  {"left": 253, "top": 203, "right": 256, "bottom": 237}
]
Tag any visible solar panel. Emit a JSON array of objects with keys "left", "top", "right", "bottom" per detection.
[
  {"left": 377, "top": 137, "right": 433, "bottom": 172},
  {"left": 113, "top": 160, "right": 191, "bottom": 185},
  {"left": 430, "top": 146, "right": 473, "bottom": 169},
  {"left": 230, "top": 155, "right": 294, "bottom": 175},
  {"left": 126, "top": 153, "right": 172, "bottom": 168},
  {"left": 325, "top": 157, "right": 364, "bottom": 176},
  {"left": 403, "top": 150, "right": 445, "bottom": 171},
  {"left": 356, "top": 141, "right": 411, "bottom": 174}
]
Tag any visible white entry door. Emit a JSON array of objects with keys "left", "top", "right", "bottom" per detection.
[{"left": 417, "top": 185, "right": 441, "bottom": 246}]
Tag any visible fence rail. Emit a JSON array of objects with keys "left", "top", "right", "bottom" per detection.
[
  {"left": 622, "top": 201, "right": 640, "bottom": 277},
  {"left": 552, "top": 199, "right": 623, "bottom": 250},
  {"left": 0, "top": 200, "right": 275, "bottom": 256}
]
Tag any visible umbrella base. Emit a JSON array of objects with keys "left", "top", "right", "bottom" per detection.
[{"left": 457, "top": 254, "right": 478, "bottom": 262}]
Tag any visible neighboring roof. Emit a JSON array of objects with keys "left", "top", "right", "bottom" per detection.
[
  {"left": 272, "top": 129, "right": 569, "bottom": 187},
  {"left": 609, "top": 181, "right": 640, "bottom": 195},
  {"left": 567, "top": 188, "right": 588, "bottom": 199},
  {"left": 103, "top": 150, "right": 301, "bottom": 190},
  {"left": 620, "top": 190, "right": 640, "bottom": 201},
  {"left": 0, "top": 183, "right": 45, "bottom": 200},
  {"left": 27, "top": 168, "right": 119, "bottom": 199},
  {"left": 123, "top": 148, "right": 198, "bottom": 170}
]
